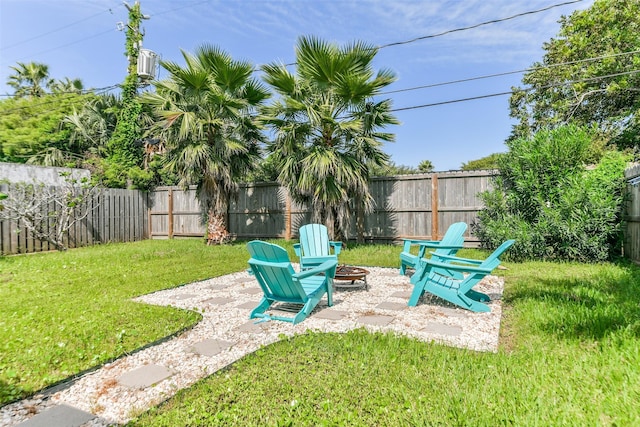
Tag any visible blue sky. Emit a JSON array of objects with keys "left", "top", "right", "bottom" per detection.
[{"left": 0, "top": 0, "right": 594, "bottom": 171}]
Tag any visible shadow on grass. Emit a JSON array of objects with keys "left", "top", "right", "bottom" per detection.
[{"left": 506, "top": 260, "right": 640, "bottom": 341}]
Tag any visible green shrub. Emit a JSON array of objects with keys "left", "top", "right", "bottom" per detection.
[{"left": 474, "top": 125, "right": 630, "bottom": 262}]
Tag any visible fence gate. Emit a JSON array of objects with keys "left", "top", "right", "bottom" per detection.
[{"left": 147, "top": 187, "right": 205, "bottom": 239}]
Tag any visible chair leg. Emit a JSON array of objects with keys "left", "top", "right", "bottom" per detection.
[
  {"left": 249, "top": 297, "right": 273, "bottom": 320},
  {"left": 465, "top": 288, "right": 491, "bottom": 303},
  {"left": 292, "top": 296, "right": 322, "bottom": 324},
  {"left": 455, "top": 292, "right": 491, "bottom": 312},
  {"left": 408, "top": 283, "right": 425, "bottom": 306}
]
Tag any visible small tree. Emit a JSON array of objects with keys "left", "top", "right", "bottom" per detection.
[
  {"left": 473, "top": 125, "right": 629, "bottom": 262},
  {"left": 0, "top": 174, "right": 102, "bottom": 251}
]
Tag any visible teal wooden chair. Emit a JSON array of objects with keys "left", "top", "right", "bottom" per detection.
[
  {"left": 408, "top": 239, "right": 515, "bottom": 312},
  {"left": 399, "top": 222, "right": 468, "bottom": 278},
  {"left": 294, "top": 224, "right": 342, "bottom": 270},
  {"left": 247, "top": 240, "right": 337, "bottom": 324}
]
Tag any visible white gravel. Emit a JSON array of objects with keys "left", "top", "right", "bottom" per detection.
[{"left": 1, "top": 266, "right": 504, "bottom": 426}]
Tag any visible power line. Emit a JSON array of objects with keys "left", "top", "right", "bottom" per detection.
[
  {"left": 0, "top": 6, "right": 118, "bottom": 51},
  {"left": 378, "top": 0, "right": 585, "bottom": 49},
  {"left": 0, "top": 28, "right": 117, "bottom": 67},
  {"left": 273, "top": 0, "right": 586, "bottom": 69},
  {"left": 381, "top": 49, "right": 640, "bottom": 95},
  {"left": 391, "top": 69, "right": 640, "bottom": 112}
]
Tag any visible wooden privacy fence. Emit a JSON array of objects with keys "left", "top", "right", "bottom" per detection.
[
  {"left": 148, "top": 171, "right": 496, "bottom": 246},
  {"left": 0, "top": 185, "right": 148, "bottom": 254},
  {"left": 625, "top": 164, "right": 640, "bottom": 264},
  {"left": 3, "top": 168, "right": 640, "bottom": 260}
]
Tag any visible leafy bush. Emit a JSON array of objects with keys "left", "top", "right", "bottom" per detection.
[{"left": 474, "top": 125, "right": 630, "bottom": 262}]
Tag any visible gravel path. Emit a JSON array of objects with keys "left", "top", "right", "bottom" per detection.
[{"left": 1, "top": 266, "right": 504, "bottom": 426}]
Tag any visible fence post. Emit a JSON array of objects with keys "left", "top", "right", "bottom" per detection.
[
  {"left": 285, "top": 189, "right": 291, "bottom": 240},
  {"left": 356, "top": 194, "right": 364, "bottom": 243},
  {"left": 168, "top": 188, "right": 174, "bottom": 239},
  {"left": 431, "top": 174, "right": 439, "bottom": 240}
]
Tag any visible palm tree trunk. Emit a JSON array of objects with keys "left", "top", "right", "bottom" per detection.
[{"left": 206, "top": 209, "right": 230, "bottom": 245}]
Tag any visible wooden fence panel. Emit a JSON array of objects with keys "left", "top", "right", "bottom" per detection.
[
  {"left": 1, "top": 186, "right": 148, "bottom": 255},
  {"left": 230, "top": 183, "right": 288, "bottom": 239},
  {"left": 437, "top": 171, "right": 495, "bottom": 244},
  {"left": 147, "top": 173, "right": 495, "bottom": 246},
  {"left": 625, "top": 164, "right": 640, "bottom": 263}
]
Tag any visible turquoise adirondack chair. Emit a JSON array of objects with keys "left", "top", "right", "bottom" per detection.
[
  {"left": 408, "top": 239, "right": 515, "bottom": 312},
  {"left": 294, "top": 224, "right": 342, "bottom": 270},
  {"left": 247, "top": 240, "right": 337, "bottom": 324},
  {"left": 399, "top": 222, "right": 468, "bottom": 278}
]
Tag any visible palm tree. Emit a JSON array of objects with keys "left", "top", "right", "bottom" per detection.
[
  {"left": 50, "top": 77, "right": 84, "bottom": 94},
  {"left": 260, "top": 36, "right": 398, "bottom": 240},
  {"left": 7, "top": 61, "right": 53, "bottom": 98},
  {"left": 418, "top": 160, "right": 434, "bottom": 173},
  {"left": 141, "top": 44, "right": 269, "bottom": 243}
]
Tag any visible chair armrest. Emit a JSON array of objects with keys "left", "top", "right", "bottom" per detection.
[
  {"left": 401, "top": 239, "right": 438, "bottom": 250},
  {"left": 329, "top": 241, "right": 342, "bottom": 255},
  {"left": 418, "top": 242, "right": 463, "bottom": 250},
  {"left": 429, "top": 252, "right": 482, "bottom": 265},
  {"left": 293, "top": 243, "right": 302, "bottom": 257},
  {"left": 423, "top": 258, "right": 493, "bottom": 274},
  {"left": 294, "top": 259, "right": 338, "bottom": 280},
  {"left": 248, "top": 259, "right": 292, "bottom": 269}
]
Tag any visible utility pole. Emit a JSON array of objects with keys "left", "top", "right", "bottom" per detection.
[{"left": 105, "top": 1, "right": 150, "bottom": 189}]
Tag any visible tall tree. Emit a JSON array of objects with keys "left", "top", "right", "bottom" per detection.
[
  {"left": 141, "top": 44, "right": 269, "bottom": 243},
  {"left": 261, "top": 36, "right": 398, "bottom": 240},
  {"left": 6, "top": 62, "right": 53, "bottom": 98},
  {"left": 509, "top": 0, "right": 640, "bottom": 150},
  {"left": 104, "top": 1, "right": 149, "bottom": 188}
]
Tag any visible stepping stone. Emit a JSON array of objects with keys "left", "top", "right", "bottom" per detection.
[
  {"left": 234, "top": 277, "right": 253, "bottom": 284},
  {"left": 436, "top": 307, "right": 469, "bottom": 318},
  {"left": 357, "top": 314, "right": 394, "bottom": 326},
  {"left": 390, "top": 290, "right": 412, "bottom": 299},
  {"left": 203, "top": 297, "right": 233, "bottom": 305},
  {"left": 314, "top": 309, "right": 349, "bottom": 320},
  {"left": 236, "top": 301, "right": 259, "bottom": 309},
  {"left": 190, "top": 339, "right": 233, "bottom": 356},
  {"left": 172, "top": 293, "right": 197, "bottom": 300},
  {"left": 239, "top": 287, "right": 262, "bottom": 295},
  {"left": 235, "top": 320, "right": 271, "bottom": 333},
  {"left": 376, "top": 301, "right": 406, "bottom": 311},
  {"left": 206, "top": 284, "right": 229, "bottom": 290},
  {"left": 17, "top": 404, "right": 95, "bottom": 427},
  {"left": 118, "top": 364, "right": 173, "bottom": 389},
  {"left": 378, "top": 270, "right": 400, "bottom": 277},
  {"left": 422, "top": 321, "right": 463, "bottom": 336}
]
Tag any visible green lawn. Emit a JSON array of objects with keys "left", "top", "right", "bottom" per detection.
[{"left": 2, "top": 239, "right": 639, "bottom": 425}]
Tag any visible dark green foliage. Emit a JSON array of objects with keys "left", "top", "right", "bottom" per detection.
[
  {"left": 461, "top": 152, "right": 504, "bottom": 171},
  {"left": 0, "top": 93, "right": 90, "bottom": 164},
  {"left": 474, "top": 125, "right": 630, "bottom": 262},
  {"left": 509, "top": 0, "right": 640, "bottom": 152}
]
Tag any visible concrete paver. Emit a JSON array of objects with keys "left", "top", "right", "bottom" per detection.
[
  {"left": 117, "top": 365, "right": 173, "bottom": 389},
  {"left": 16, "top": 404, "right": 95, "bottom": 427},
  {"left": 190, "top": 339, "right": 234, "bottom": 357}
]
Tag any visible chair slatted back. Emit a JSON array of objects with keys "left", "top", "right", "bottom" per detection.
[
  {"left": 299, "top": 224, "right": 331, "bottom": 257},
  {"left": 247, "top": 240, "right": 307, "bottom": 303}
]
